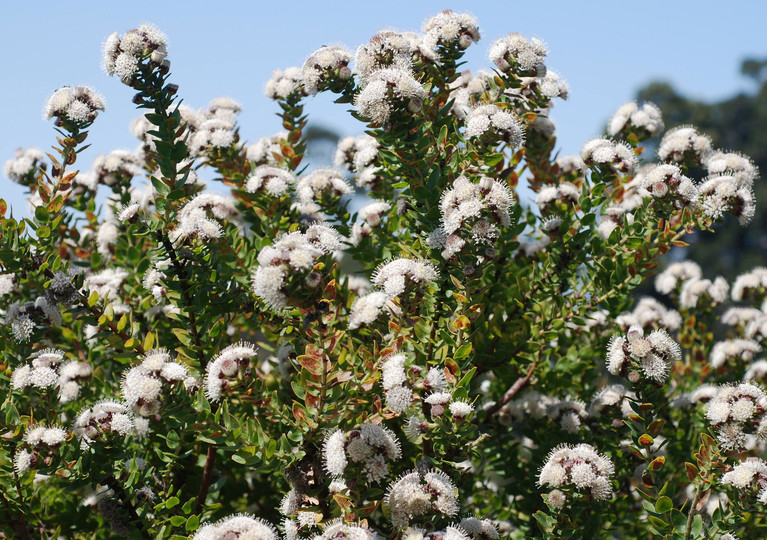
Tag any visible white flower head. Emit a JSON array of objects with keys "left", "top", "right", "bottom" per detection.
[
  {"left": 580, "top": 138, "right": 636, "bottom": 175},
  {"left": 192, "top": 514, "right": 277, "bottom": 540},
  {"left": 264, "top": 67, "right": 304, "bottom": 100},
  {"left": 422, "top": 10, "right": 480, "bottom": 50},
  {"left": 608, "top": 101, "right": 663, "bottom": 138},
  {"left": 489, "top": 33, "right": 548, "bottom": 72},
  {"left": 302, "top": 45, "right": 353, "bottom": 95},
  {"left": 44, "top": 86, "right": 105, "bottom": 123},
  {"left": 465, "top": 104, "right": 524, "bottom": 147},
  {"left": 538, "top": 443, "right": 614, "bottom": 500},
  {"left": 354, "top": 67, "right": 426, "bottom": 125},
  {"left": 103, "top": 23, "right": 168, "bottom": 84},
  {"left": 658, "top": 125, "right": 712, "bottom": 165}
]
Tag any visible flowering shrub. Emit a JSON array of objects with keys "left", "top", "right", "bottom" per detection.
[{"left": 1, "top": 11, "right": 765, "bottom": 540}]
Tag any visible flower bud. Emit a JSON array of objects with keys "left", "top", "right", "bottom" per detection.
[{"left": 407, "top": 97, "right": 423, "bottom": 114}]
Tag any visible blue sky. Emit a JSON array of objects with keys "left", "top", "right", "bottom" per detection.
[{"left": 2, "top": 0, "right": 765, "bottom": 216}]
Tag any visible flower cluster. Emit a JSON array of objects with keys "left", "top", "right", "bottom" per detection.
[
  {"left": 334, "top": 134, "right": 381, "bottom": 189},
  {"left": 4, "top": 148, "right": 46, "bottom": 186},
  {"left": 489, "top": 33, "right": 548, "bottom": 72},
  {"left": 171, "top": 193, "right": 237, "bottom": 243},
  {"left": 721, "top": 458, "right": 767, "bottom": 504},
  {"left": 464, "top": 105, "right": 524, "bottom": 146},
  {"left": 188, "top": 98, "right": 242, "bottom": 157},
  {"left": 658, "top": 125, "right": 712, "bottom": 165},
  {"left": 706, "top": 383, "right": 767, "bottom": 450},
  {"left": 11, "top": 348, "right": 91, "bottom": 403},
  {"left": 265, "top": 67, "right": 305, "bottom": 100},
  {"left": 372, "top": 258, "right": 439, "bottom": 297},
  {"left": 698, "top": 172, "right": 756, "bottom": 225},
  {"left": 607, "top": 101, "right": 664, "bottom": 139},
  {"left": 251, "top": 224, "right": 342, "bottom": 309},
  {"left": 639, "top": 164, "right": 699, "bottom": 211},
  {"left": 710, "top": 339, "right": 762, "bottom": 370},
  {"left": 615, "top": 297, "right": 681, "bottom": 332},
  {"left": 103, "top": 23, "right": 169, "bottom": 84},
  {"left": 121, "top": 348, "right": 188, "bottom": 416},
  {"left": 246, "top": 165, "right": 297, "bottom": 198},
  {"left": 74, "top": 400, "right": 146, "bottom": 445},
  {"left": 384, "top": 468, "right": 459, "bottom": 528},
  {"left": 732, "top": 267, "right": 767, "bottom": 302},
  {"left": 430, "top": 176, "right": 514, "bottom": 259},
  {"left": 4, "top": 296, "right": 61, "bottom": 343},
  {"left": 302, "top": 46, "right": 353, "bottom": 95},
  {"left": 421, "top": 9, "right": 480, "bottom": 50},
  {"left": 323, "top": 423, "right": 402, "bottom": 483},
  {"left": 13, "top": 424, "right": 68, "bottom": 475},
  {"left": 355, "top": 67, "right": 426, "bottom": 125},
  {"left": 606, "top": 325, "right": 681, "bottom": 382},
  {"left": 44, "top": 86, "right": 105, "bottom": 124},
  {"left": 580, "top": 138, "right": 636, "bottom": 175},
  {"left": 204, "top": 342, "right": 258, "bottom": 402},
  {"left": 193, "top": 514, "right": 278, "bottom": 540},
  {"left": 538, "top": 443, "right": 614, "bottom": 502},
  {"left": 294, "top": 169, "right": 352, "bottom": 216}
]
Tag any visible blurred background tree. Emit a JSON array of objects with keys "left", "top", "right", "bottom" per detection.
[{"left": 636, "top": 58, "right": 767, "bottom": 280}]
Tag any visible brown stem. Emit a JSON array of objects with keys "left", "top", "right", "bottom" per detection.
[
  {"left": 104, "top": 475, "right": 151, "bottom": 540},
  {"left": 194, "top": 445, "right": 217, "bottom": 514},
  {"left": 482, "top": 357, "right": 540, "bottom": 419}
]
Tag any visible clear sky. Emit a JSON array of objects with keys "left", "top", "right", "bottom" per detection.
[{"left": 2, "top": 0, "right": 765, "bottom": 217}]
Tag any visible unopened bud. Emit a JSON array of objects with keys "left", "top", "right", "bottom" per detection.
[
  {"left": 407, "top": 97, "right": 423, "bottom": 114},
  {"left": 627, "top": 325, "right": 644, "bottom": 342},
  {"left": 163, "top": 84, "right": 179, "bottom": 96},
  {"left": 304, "top": 272, "right": 321, "bottom": 289},
  {"left": 458, "top": 33, "right": 474, "bottom": 50},
  {"left": 338, "top": 66, "right": 352, "bottom": 80},
  {"left": 220, "top": 358, "right": 238, "bottom": 377}
]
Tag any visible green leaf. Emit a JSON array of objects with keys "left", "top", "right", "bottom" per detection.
[
  {"left": 454, "top": 343, "right": 473, "bottom": 359},
  {"left": 169, "top": 515, "right": 186, "bottom": 527},
  {"left": 116, "top": 313, "right": 128, "bottom": 332},
  {"left": 646, "top": 515, "right": 670, "bottom": 532},
  {"left": 691, "top": 514, "right": 703, "bottom": 536},
  {"left": 151, "top": 176, "right": 170, "bottom": 196},
  {"left": 172, "top": 328, "right": 192, "bottom": 347},
  {"left": 186, "top": 515, "right": 199, "bottom": 532},
  {"left": 670, "top": 509, "right": 686, "bottom": 530},
  {"left": 166, "top": 496, "right": 180, "bottom": 509},
  {"left": 35, "top": 206, "right": 49, "bottom": 222},
  {"left": 37, "top": 225, "right": 50, "bottom": 238},
  {"left": 87, "top": 290, "right": 99, "bottom": 307},
  {"left": 655, "top": 496, "right": 673, "bottom": 513},
  {"left": 266, "top": 438, "right": 277, "bottom": 459}
]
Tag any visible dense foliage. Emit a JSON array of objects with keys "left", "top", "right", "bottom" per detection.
[{"left": 1, "top": 11, "right": 765, "bottom": 540}]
